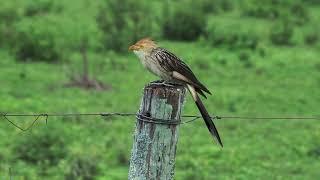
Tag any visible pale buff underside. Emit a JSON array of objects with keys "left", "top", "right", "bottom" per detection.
[
  {"left": 134, "top": 50, "right": 198, "bottom": 100},
  {"left": 134, "top": 50, "right": 172, "bottom": 80}
]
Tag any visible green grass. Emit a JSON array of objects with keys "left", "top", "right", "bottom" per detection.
[
  {"left": 1, "top": 39, "right": 320, "bottom": 179},
  {"left": 1, "top": 0, "right": 320, "bottom": 179}
]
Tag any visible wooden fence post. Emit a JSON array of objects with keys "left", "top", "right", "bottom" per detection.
[{"left": 128, "top": 82, "right": 186, "bottom": 180}]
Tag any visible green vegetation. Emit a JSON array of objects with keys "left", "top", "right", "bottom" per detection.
[
  {"left": 64, "top": 154, "right": 100, "bottom": 180},
  {"left": 206, "top": 18, "right": 260, "bottom": 50},
  {"left": 0, "top": 0, "right": 320, "bottom": 179},
  {"left": 97, "top": 0, "right": 161, "bottom": 52}
]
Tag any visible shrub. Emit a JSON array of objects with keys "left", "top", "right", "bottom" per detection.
[
  {"left": 206, "top": 19, "right": 259, "bottom": 50},
  {"left": 163, "top": 6, "right": 206, "bottom": 41},
  {"left": 61, "top": 15, "right": 102, "bottom": 51},
  {"left": 97, "top": 0, "right": 161, "bottom": 52},
  {"left": 269, "top": 20, "right": 294, "bottom": 46},
  {"left": 14, "top": 128, "right": 67, "bottom": 166},
  {"left": 289, "top": 3, "right": 309, "bottom": 26},
  {"left": 162, "top": 0, "right": 232, "bottom": 41},
  {"left": 12, "top": 15, "right": 66, "bottom": 62},
  {"left": 0, "top": 1, "right": 24, "bottom": 47},
  {"left": 307, "top": 146, "right": 320, "bottom": 158},
  {"left": 65, "top": 155, "right": 99, "bottom": 180},
  {"left": 242, "top": 0, "right": 281, "bottom": 19},
  {"left": 303, "top": 25, "right": 319, "bottom": 46},
  {"left": 0, "top": 1, "right": 64, "bottom": 48},
  {"left": 12, "top": 13, "right": 100, "bottom": 62},
  {"left": 198, "top": 0, "right": 233, "bottom": 14},
  {"left": 0, "top": 1, "right": 23, "bottom": 24},
  {"left": 304, "top": 0, "right": 320, "bottom": 5},
  {"left": 23, "top": 0, "right": 63, "bottom": 17},
  {"left": 304, "top": 32, "right": 318, "bottom": 46},
  {"left": 242, "top": 0, "right": 309, "bottom": 25}
]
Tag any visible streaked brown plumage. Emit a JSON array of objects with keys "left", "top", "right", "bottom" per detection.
[{"left": 129, "top": 38, "right": 223, "bottom": 147}]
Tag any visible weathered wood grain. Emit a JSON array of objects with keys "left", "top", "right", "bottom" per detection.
[{"left": 128, "top": 82, "right": 186, "bottom": 180}]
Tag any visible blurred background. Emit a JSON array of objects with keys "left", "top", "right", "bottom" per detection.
[{"left": 0, "top": 0, "right": 320, "bottom": 179}]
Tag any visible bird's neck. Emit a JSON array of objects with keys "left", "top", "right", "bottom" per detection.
[{"left": 133, "top": 50, "right": 147, "bottom": 60}]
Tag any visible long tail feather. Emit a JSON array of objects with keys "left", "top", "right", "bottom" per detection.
[
  {"left": 187, "top": 84, "right": 223, "bottom": 147},
  {"left": 195, "top": 87, "right": 207, "bottom": 99}
]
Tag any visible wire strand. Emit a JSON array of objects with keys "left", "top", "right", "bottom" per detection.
[
  {"left": 1, "top": 112, "right": 319, "bottom": 120},
  {"left": 216, "top": 116, "right": 320, "bottom": 120},
  {"left": 1, "top": 112, "right": 319, "bottom": 131}
]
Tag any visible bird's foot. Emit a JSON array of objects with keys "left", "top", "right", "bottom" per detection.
[
  {"left": 151, "top": 80, "right": 176, "bottom": 87},
  {"left": 163, "top": 81, "right": 176, "bottom": 87},
  {"left": 152, "top": 80, "right": 165, "bottom": 84}
]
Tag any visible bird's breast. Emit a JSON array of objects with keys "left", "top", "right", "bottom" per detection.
[{"left": 139, "top": 55, "right": 171, "bottom": 80}]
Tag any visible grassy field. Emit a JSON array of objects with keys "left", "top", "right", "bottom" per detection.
[
  {"left": 1, "top": 41, "right": 320, "bottom": 179},
  {"left": 1, "top": 0, "right": 320, "bottom": 179}
]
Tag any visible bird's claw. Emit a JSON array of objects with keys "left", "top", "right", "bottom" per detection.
[
  {"left": 151, "top": 80, "right": 176, "bottom": 87},
  {"left": 152, "top": 80, "right": 165, "bottom": 84}
]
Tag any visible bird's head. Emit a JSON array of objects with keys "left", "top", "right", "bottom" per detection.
[{"left": 129, "top": 38, "right": 158, "bottom": 55}]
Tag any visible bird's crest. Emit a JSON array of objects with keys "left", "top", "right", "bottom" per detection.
[
  {"left": 130, "top": 37, "right": 157, "bottom": 50},
  {"left": 135, "top": 37, "right": 155, "bottom": 46}
]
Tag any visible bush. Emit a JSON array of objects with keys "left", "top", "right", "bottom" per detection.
[
  {"left": 304, "top": 0, "right": 320, "bottom": 5},
  {"left": 0, "top": 1, "right": 24, "bottom": 47},
  {"left": 65, "top": 155, "right": 99, "bottom": 180},
  {"left": 11, "top": 13, "right": 100, "bottom": 62},
  {"left": 198, "top": 0, "right": 233, "bottom": 14},
  {"left": 242, "top": 0, "right": 309, "bottom": 25},
  {"left": 289, "top": 3, "right": 309, "bottom": 26},
  {"left": 12, "top": 15, "right": 66, "bottom": 62},
  {"left": 0, "top": 1, "right": 64, "bottom": 48},
  {"left": 97, "top": 0, "right": 161, "bottom": 52},
  {"left": 304, "top": 32, "right": 318, "bottom": 46},
  {"left": 242, "top": 0, "right": 280, "bottom": 19},
  {"left": 162, "top": 0, "right": 232, "bottom": 41},
  {"left": 0, "top": 1, "right": 23, "bottom": 24},
  {"left": 23, "top": 0, "right": 63, "bottom": 17},
  {"left": 14, "top": 128, "right": 67, "bottom": 166},
  {"left": 1, "top": 0, "right": 100, "bottom": 62},
  {"left": 60, "top": 15, "right": 102, "bottom": 51},
  {"left": 163, "top": 6, "right": 206, "bottom": 41},
  {"left": 206, "top": 19, "right": 259, "bottom": 50},
  {"left": 269, "top": 21, "right": 294, "bottom": 46},
  {"left": 303, "top": 25, "right": 319, "bottom": 46}
]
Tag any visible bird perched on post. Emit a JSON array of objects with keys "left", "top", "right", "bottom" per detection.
[{"left": 129, "top": 37, "right": 223, "bottom": 147}]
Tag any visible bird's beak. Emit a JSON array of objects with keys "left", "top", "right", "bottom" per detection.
[{"left": 129, "top": 44, "right": 139, "bottom": 51}]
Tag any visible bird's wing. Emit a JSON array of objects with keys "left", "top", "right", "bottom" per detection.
[
  {"left": 173, "top": 71, "right": 208, "bottom": 98},
  {"left": 152, "top": 48, "right": 212, "bottom": 95}
]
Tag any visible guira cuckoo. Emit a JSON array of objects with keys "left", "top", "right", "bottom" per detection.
[{"left": 129, "top": 38, "right": 223, "bottom": 147}]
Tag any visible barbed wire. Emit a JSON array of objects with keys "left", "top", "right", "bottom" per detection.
[{"left": 1, "top": 112, "right": 319, "bottom": 131}]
